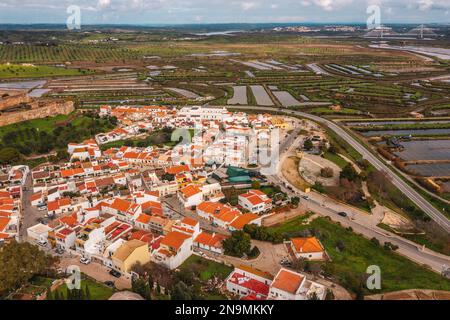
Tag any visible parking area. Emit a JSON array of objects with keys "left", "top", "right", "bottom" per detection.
[{"left": 59, "top": 257, "right": 131, "bottom": 290}]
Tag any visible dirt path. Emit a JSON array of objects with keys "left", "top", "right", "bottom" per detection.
[{"left": 366, "top": 289, "right": 450, "bottom": 300}]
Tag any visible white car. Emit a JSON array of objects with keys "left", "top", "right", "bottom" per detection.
[
  {"left": 38, "top": 206, "right": 47, "bottom": 211},
  {"left": 80, "top": 257, "right": 91, "bottom": 265}
]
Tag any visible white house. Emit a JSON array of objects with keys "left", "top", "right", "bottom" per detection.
[
  {"left": 27, "top": 223, "right": 52, "bottom": 243},
  {"left": 152, "top": 231, "right": 193, "bottom": 270},
  {"left": 193, "top": 232, "right": 227, "bottom": 254},
  {"left": 225, "top": 265, "right": 273, "bottom": 300},
  {"left": 54, "top": 227, "right": 76, "bottom": 250},
  {"left": 238, "top": 189, "right": 272, "bottom": 214},
  {"left": 103, "top": 238, "right": 127, "bottom": 268},
  {"left": 289, "top": 237, "right": 326, "bottom": 261},
  {"left": 268, "top": 268, "right": 326, "bottom": 300},
  {"left": 172, "top": 217, "right": 201, "bottom": 238},
  {"left": 177, "top": 185, "right": 203, "bottom": 208},
  {"left": 196, "top": 201, "right": 241, "bottom": 229}
]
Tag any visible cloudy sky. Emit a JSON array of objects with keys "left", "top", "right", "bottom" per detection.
[{"left": 0, "top": 0, "right": 449, "bottom": 24}]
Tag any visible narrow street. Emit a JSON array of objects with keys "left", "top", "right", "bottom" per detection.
[{"left": 19, "top": 172, "right": 45, "bottom": 241}]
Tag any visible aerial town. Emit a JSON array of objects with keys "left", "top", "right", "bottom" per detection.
[{"left": 0, "top": 0, "right": 449, "bottom": 307}]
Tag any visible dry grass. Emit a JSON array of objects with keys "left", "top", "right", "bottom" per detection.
[{"left": 281, "top": 156, "right": 310, "bottom": 191}]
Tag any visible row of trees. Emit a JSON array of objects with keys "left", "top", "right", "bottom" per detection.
[
  {"left": 46, "top": 286, "right": 91, "bottom": 300},
  {"left": 0, "top": 241, "right": 58, "bottom": 297}
]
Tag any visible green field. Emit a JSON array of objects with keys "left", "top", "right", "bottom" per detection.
[
  {"left": 30, "top": 276, "right": 114, "bottom": 300},
  {"left": 0, "top": 63, "right": 92, "bottom": 78},
  {"left": 0, "top": 114, "right": 70, "bottom": 139},
  {"left": 323, "top": 152, "right": 349, "bottom": 169},
  {"left": 52, "top": 278, "right": 113, "bottom": 300},
  {"left": 180, "top": 255, "right": 233, "bottom": 281},
  {"left": 270, "top": 217, "right": 450, "bottom": 294},
  {"left": 0, "top": 112, "right": 117, "bottom": 164}
]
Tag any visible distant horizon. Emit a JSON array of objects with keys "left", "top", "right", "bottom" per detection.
[
  {"left": 1, "top": 1, "right": 450, "bottom": 25},
  {"left": 0, "top": 22, "right": 447, "bottom": 27}
]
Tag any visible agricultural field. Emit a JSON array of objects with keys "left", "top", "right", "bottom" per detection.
[
  {"left": 0, "top": 63, "right": 93, "bottom": 78},
  {"left": 269, "top": 217, "right": 450, "bottom": 294}
]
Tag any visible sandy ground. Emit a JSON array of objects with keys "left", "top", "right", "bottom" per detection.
[
  {"left": 366, "top": 289, "right": 450, "bottom": 300},
  {"left": 299, "top": 154, "right": 341, "bottom": 187},
  {"left": 281, "top": 156, "right": 309, "bottom": 191},
  {"left": 381, "top": 210, "right": 415, "bottom": 231}
]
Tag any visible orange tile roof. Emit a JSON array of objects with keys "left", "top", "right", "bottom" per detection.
[
  {"left": 197, "top": 201, "right": 241, "bottom": 223},
  {"left": 59, "top": 215, "right": 78, "bottom": 227},
  {"left": 47, "top": 200, "right": 59, "bottom": 212},
  {"left": 58, "top": 198, "right": 71, "bottom": 207},
  {"left": 160, "top": 231, "right": 191, "bottom": 251},
  {"left": 291, "top": 237, "right": 324, "bottom": 254},
  {"left": 30, "top": 192, "right": 42, "bottom": 201},
  {"left": 166, "top": 164, "right": 190, "bottom": 175},
  {"left": 229, "top": 213, "right": 259, "bottom": 230},
  {"left": 110, "top": 198, "right": 133, "bottom": 212},
  {"left": 181, "top": 217, "right": 198, "bottom": 227},
  {"left": 180, "top": 185, "right": 201, "bottom": 198},
  {"left": 271, "top": 269, "right": 304, "bottom": 294},
  {"left": 194, "top": 232, "right": 227, "bottom": 248},
  {"left": 136, "top": 213, "right": 151, "bottom": 224},
  {"left": 0, "top": 217, "right": 10, "bottom": 232},
  {"left": 238, "top": 265, "right": 272, "bottom": 280}
]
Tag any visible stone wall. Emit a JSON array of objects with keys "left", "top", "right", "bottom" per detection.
[
  {"left": 0, "top": 99, "right": 74, "bottom": 127},
  {"left": 0, "top": 90, "right": 31, "bottom": 111}
]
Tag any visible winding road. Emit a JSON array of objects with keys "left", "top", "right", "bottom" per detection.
[
  {"left": 215, "top": 105, "right": 450, "bottom": 274},
  {"left": 228, "top": 105, "right": 450, "bottom": 233}
]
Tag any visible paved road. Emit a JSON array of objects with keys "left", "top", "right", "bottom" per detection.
[
  {"left": 162, "top": 195, "right": 230, "bottom": 236},
  {"left": 19, "top": 172, "right": 46, "bottom": 241},
  {"left": 229, "top": 106, "right": 450, "bottom": 233},
  {"left": 246, "top": 110, "right": 450, "bottom": 273},
  {"left": 59, "top": 257, "right": 131, "bottom": 290}
]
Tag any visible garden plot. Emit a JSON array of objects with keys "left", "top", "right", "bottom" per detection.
[
  {"left": 227, "top": 86, "right": 248, "bottom": 105},
  {"left": 166, "top": 87, "right": 200, "bottom": 99},
  {"left": 345, "top": 120, "right": 450, "bottom": 126},
  {"left": 394, "top": 140, "right": 450, "bottom": 161},
  {"left": 326, "top": 64, "right": 360, "bottom": 75},
  {"left": 264, "top": 60, "right": 300, "bottom": 71},
  {"left": 191, "top": 51, "right": 240, "bottom": 57},
  {"left": 406, "top": 163, "right": 450, "bottom": 177},
  {"left": 361, "top": 129, "right": 450, "bottom": 137},
  {"left": 346, "top": 65, "right": 383, "bottom": 77},
  {"left": 245, "top": 71, "right": 255, "bottom": 78},
  {"left": 272, "top": 91, "right": 301, "bottom": 107},
  {"left": 443, "top": 181, "right": 450, "bottom": 192},
  {"left": 231, "top": 59, "right": 282, "bottom": 71},
  {"left": 306, "top": 63, "right": 330, "bottom": 75},
  {"left": 250, "top": 85, "right": 274, "bottom": 106}
]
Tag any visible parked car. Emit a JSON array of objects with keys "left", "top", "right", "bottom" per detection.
[
  {"left": 104, "top": 281, "right": 115, "bottom": 288},
  {"left": 80, "top": 257, "right": 91, "bottom": 265},
  {"left": 55, "top": 248, "right": 64, "bottom": 255},
  {"left": 338, "top": 212, "right": 348, "bottom": 218},
  {"left": 38, "top": 206, "right": 47, "bottom": 211},
  {"left": 37, "top": 240, "right": 47, "bottom": 247},
  {"left": 109, "top": 269, "right": 121, "bottom": 278},
  {"left": 302, "top": 195, "right": 310, "bottom": 200}
]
